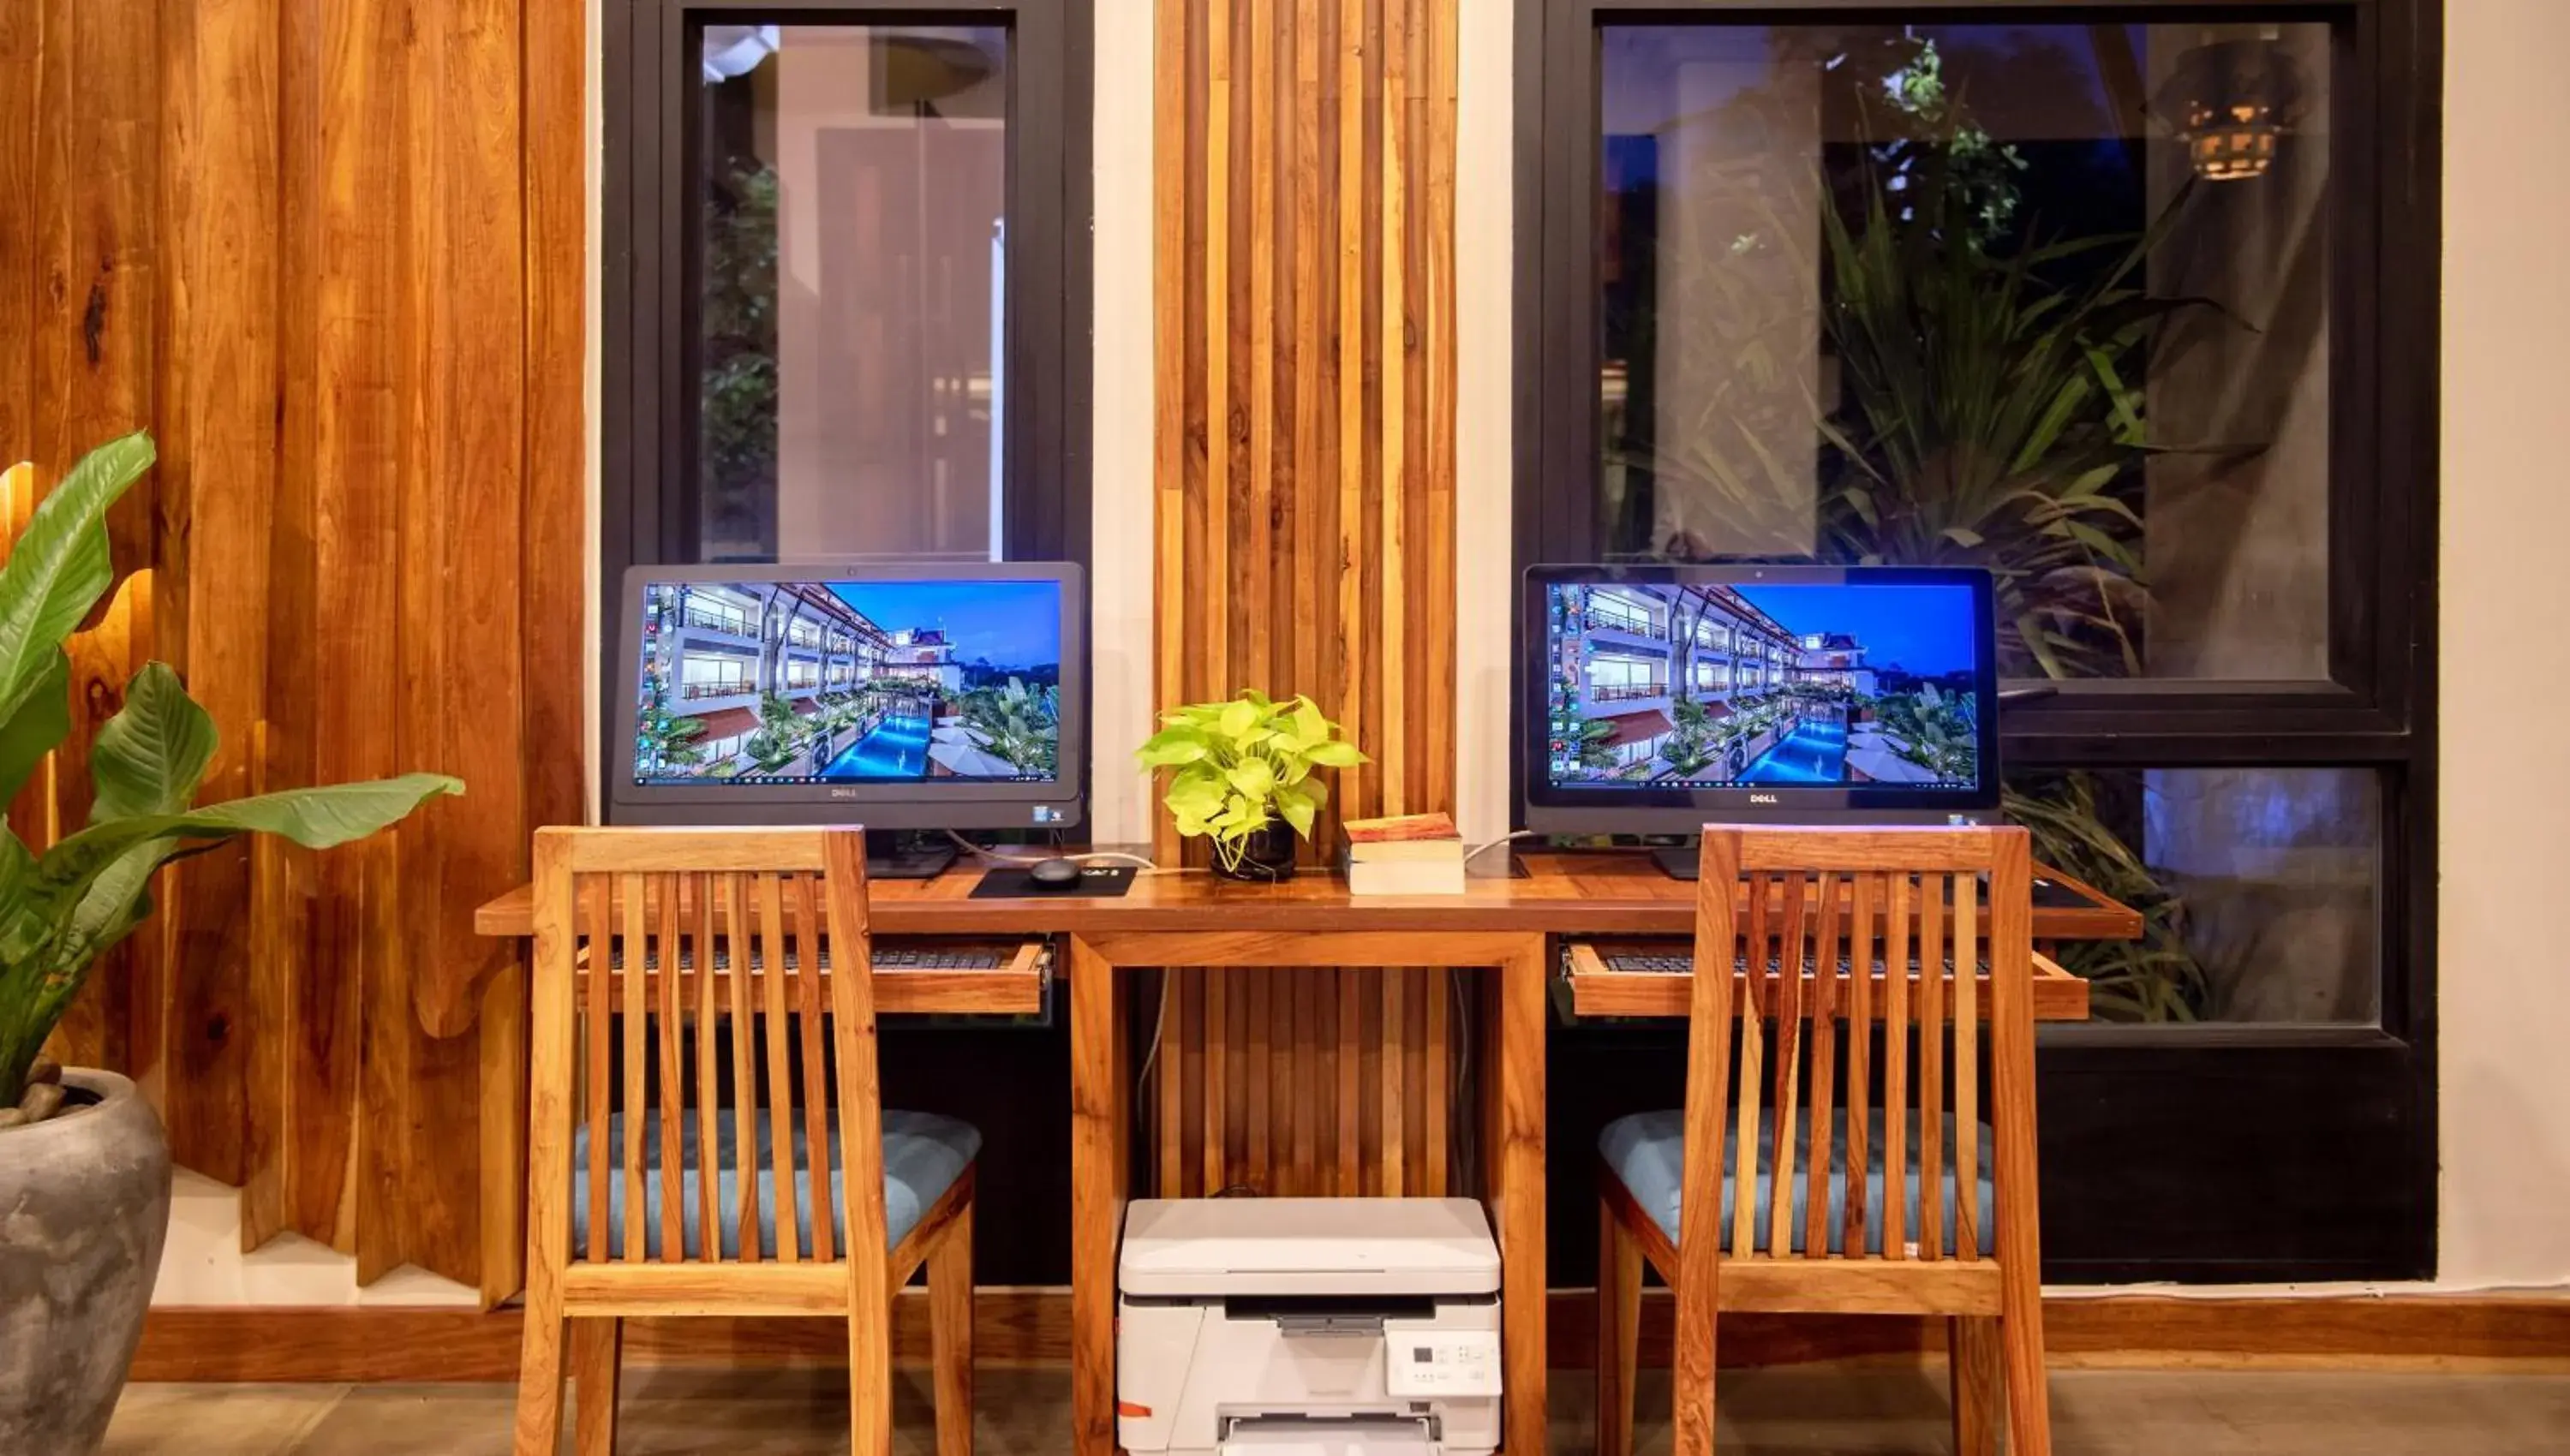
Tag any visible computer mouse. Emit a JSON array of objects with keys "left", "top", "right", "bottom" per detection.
[{"left": 1027, "top": 857, "right": 1084, "bottom": 889}]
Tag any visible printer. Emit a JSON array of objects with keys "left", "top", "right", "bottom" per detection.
[{"left": 1118, "top": 1197, "right": 1503, "bottom": 1456}]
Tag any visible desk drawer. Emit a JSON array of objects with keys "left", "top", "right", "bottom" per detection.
[{"left": 1560, "top": 940, "right": 2089, "bottom": 1022}]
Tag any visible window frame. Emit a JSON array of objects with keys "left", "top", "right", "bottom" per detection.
[
  {"left": 1516, "top": 0, "right": 2442, "bottom": 1280},
  {"left": 601, "top": 0, "right": 1094, "bottom": 772}
]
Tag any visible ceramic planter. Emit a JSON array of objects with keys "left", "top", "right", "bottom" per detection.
[
  {"left": 1211, "top": 820, "right": 1300, "bottom": 882},
  {"left": 0, "top": 1070, "right": 173, "bottom": 1456}
]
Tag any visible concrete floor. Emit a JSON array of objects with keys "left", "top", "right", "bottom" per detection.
[{"left": 106, "top": 1364, "right": 2570, "bottom": 1454}]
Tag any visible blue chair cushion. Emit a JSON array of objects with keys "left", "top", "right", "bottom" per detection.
[
  {"left": 1599, "top": 1107, "right": 1994, "bottom": 1256},
  {"left": 571, "top": 1108, "right": 979, "bottom": 1261}
]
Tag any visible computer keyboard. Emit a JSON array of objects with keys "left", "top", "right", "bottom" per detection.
[
  {"left": 1574, "top": 949, "right": 1984, "bottom": 977},
  {"left": 602, "top": 943, "right": 1010, "bottom": 972}
]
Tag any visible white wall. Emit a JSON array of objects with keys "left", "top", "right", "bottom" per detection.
[{"left": 2434, "top": 0, "right": 2570, "bottom": 1289}]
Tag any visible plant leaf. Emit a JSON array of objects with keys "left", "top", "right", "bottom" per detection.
[
  {"left": 1217, "top": 697, "right": 1261, "bottom": 741},
  {"left": 0, "top": 649, "right": 69, "bottom": 810},
  {"left": 0, "top": 437, "right": 154, "bottom": 733},
  {"left": 9, "top": 774, "right": 462, "bottom": 962},
  {"left": 89, "top": 662, "right": 218, "bottom": 821},
  {"left": 1303, "top": 740, "right": 1366, "bottom": 769},
  {"left": 1226, "top": 758, "right": 1276, "bottom": 800}
]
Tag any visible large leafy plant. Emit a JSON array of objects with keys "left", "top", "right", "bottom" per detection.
[
  {"left": 0, "top": 434, "right": 462, "bottom": 1110},
  {"left": 1135, "top": 691, "right": 1366, "bottom": 874}
]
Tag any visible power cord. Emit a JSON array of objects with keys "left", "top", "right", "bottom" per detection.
[
  {"left": 943, "top": 828, "right": 1158, "bottom": 872},
  {"left": 1463, "top": 829, "right": 1538, "bottom": 868}
]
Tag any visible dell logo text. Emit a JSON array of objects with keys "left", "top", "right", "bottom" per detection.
[{"left": 1749, "top": 793, "right": 1779, "bottom": 805}]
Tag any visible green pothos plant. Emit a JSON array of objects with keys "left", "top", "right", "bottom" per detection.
[
  {"left": 1135, "top": 691, "right": 1366, "bottom": 874},
  {"left": 0, "top": 433, "right": 462, "bottom": 1113}
]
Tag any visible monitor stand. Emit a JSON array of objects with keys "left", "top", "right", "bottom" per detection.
[
  {"left": 1651, "top": 845, "right": 1706, "bottom": 881},
  {"left": 868, "top": 837, "right": 959, "bottom": 880}
]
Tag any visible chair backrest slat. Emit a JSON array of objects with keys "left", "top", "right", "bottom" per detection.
[
  {"left": 1951, "top": 871, "right": 1981, "bottom": 1259},
  {"left": 1839, "top": 871, "right": 1874, "bottom": 1259},
  {"left": 755, "top": 872, "right": 800, "bottom": 1262},
  {"left": 1727, "top": 875, "right": 1766, "bottom": 1259},
  {"left": 1916, "top": 867, "right": 1947, "bottom": 1263},
  {"left": 792, "top": 871, "right": 838, "bottom": 1264},
  {"left": 1802, "top": 872, "right": 1841, "bottom": 1260},
  {"left": 654, "top": 874, "right": 687, "bottom": 1262},
  {"left": 693, "top": 873, "right": 723, "bottom": 1263},
  {"left": 725, "top": 871, "right": 762, "bottom": 1263},
  {"left": 1677, "top": 827, "right": 2034, "bottom": 1271},
  {"left": 582, "top": 874, "right": 613, "bottom": 1264},
  {"left": 527, "top": 827, "right": 881, "bottom": 1279}
]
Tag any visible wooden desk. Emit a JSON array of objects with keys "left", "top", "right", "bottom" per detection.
[{"left": 473, "top": 852, "right": 2129, "bottom": 1456}]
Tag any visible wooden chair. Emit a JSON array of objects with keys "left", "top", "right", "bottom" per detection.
[
  {"left": 511, "top": 827, "right": 978, "bottom": 1455},
  {"left": 1594, "top": 826, "right": 2049, "bottom": 1456}
]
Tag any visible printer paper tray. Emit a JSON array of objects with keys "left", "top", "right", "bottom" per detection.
[{"left": 1217, "top": 1420, "right": 1435, "bottom": 1456}]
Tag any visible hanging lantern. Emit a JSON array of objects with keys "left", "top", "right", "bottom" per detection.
[{"left": 2156, "top": 34, "right": 2305, "bottom": 182}]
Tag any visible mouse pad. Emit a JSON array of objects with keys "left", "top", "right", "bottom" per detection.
[{"left": 971, "top": 864, "right": 1138, "bottom": 899}]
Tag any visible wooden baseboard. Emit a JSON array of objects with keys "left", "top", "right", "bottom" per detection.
[{"left": 131, "top": 1289, "right": 2570, "bottom": 1384}]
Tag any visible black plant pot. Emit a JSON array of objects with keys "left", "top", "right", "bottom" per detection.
[{"left": 1212, "top": 821, "right": 1300, "bottom": 883}]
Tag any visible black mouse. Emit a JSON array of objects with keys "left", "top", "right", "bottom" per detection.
[{"left": 1026, "top": 857, "right": 1083, "bottom": 889}]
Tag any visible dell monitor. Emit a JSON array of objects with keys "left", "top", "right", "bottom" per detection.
[
  {"left": 610, "top": 563, "right": 1085, "bottom": 847},
  {"left": 1522, "top": 564, "right": 1999, "bottom": 838}
]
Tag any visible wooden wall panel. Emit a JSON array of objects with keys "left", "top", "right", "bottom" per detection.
[
  {"left": 3, "top": 0, "right": 585, "bottom": 1295},
  {"left": 1152, "top": 0, "right": 1461, "bottom": 1190}
]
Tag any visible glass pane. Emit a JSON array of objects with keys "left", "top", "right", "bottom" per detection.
[
  {"left": 695, "top": 24, "right": 1010, "bottom": 563},
  {"left": 1599, "top": 20, "right": 2333, "bottom": 682},
  {"left": 2007, "top": 767, "right": 2380, "bottom": 1024}
]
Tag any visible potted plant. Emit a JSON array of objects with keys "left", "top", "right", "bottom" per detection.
[
  {"left": 0, "top": 433, "right": 461, "bottom": 1455},
  {"left": 1136, "top": 690, "right": 1366, "bottom": 881}
]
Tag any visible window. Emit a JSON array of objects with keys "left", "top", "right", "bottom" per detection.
[
  {"left": 1587, "top": 655, "right": 1666, "bottom": 701},
  {"left": 1521, "top": 0, "right": 2441, "bottom": 1280},
  {"left": 605, "top": 0, "right": 1091, "bottom": 749}
]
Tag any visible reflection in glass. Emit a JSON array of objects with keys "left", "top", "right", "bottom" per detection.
[
  {"left": 1598, "top": 21, "right": 2332, "bottom": 682},
  {"left": 2008, "top": 767, "right": 2379, "bottom": 1024},
  {"left": 696, "top": 25, "right": 1010, "bottom": 563}
]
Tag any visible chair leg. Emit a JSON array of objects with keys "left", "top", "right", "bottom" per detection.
[
  {"left": 1998, "top": 1292, "right": 2053, "bottom": 1456},
  {"left": 571, "top": 1317, "right": 623, "bottom": 1456},
  {"left": 1596, "top": 1197, "right": 1643, "bottom": 1456},
  {"left": 852, "top": 1273, "right": 897, "bottom": 1456},
  {"left": 929, "top": 1197, "right": 977, "bottom": 1456},
  {"left": 511, "top": 1307, "right": 570, "bottom": 1455},
  {"left": 1949, "top": 1316, "right": 2001, "bottom": 1456}
]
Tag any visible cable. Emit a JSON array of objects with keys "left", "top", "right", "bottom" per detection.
[
  {"left": 1137, "top": 972, "right": 1172, "bottom": 1092},
  {"left": 1462, "top": 829, "right": 1537, "bottom": 868},
  {"left": 944, "top": 828, "right": 1159, "bottom": 872}
]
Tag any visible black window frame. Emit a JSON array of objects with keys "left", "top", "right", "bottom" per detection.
[
  {"left": 1517, "top": 0, "right": 2443, "bottom": 1280},
  {"left": 601, "top": 0, "right": 1095, "bottom": 773}
]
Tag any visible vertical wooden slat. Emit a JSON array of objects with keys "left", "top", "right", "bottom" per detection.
[
  {"left": 791, "top": 874, "right": 835, "bottom": 1264},
  {"left": 1376, "top": 0, "right": 1408, "bottom": 815},
  {"left": 725, "top": 874, "right": 761, "bottom": 1263},
  {"left": 1424, "top": 968, "right": 1448, "bottom": 1196},
  {"left": 1766, "top": 873, "right": 1806, "bottom": 1256},
  {"left": 1293, "top": 970, "right": 1318, "bottom": 1192},
  {"left": 756, "top": 874, "right": 799, "bottom": 1262},
  {"left": 1151, "top": 0, "right": 1188, "bottom": 868},
  {"left": 619, "top": 876, "right": 647, "bottom": 1262},
  {"left": 1378, "top": 968, "right": 1405, "bottom": 1195},
  {"left": 1884, "top": 872, "right": 1911, "bottom": 1261},
  {"left": 1333, "top": 0, "right": 1366, "bottom": 785},
  {"left": 654, "top": 875, "right": 684, "bottom": 1262},
  {"left": 1202, "top": 970, "right": 1227, "bottom": 1194},
  {"left": 1245, "top": 0, "right": 1275, "bottom": 692},
  {"left": 1246, "top": 974, "right": 1270, "bottom": 1188},
  {"left": 1730, "top": 879, "right": 1768, "bottom": 1260},
  {"left": 1804, "top": 872, "right": 1841, "bottom": 1259},
  {"left": 1158, "top": 973, "right": 1185, "bottom": 1196},
  {"left": 1843, "top": 872, "right": 1876, "bottom": 1260},
  {"left": 582, "top": 875, "right": 612, "bottom": 1264},
  {"left": 1918, "top": 873, "right": 1948, "bottom": 1262},
  {"left": 1953, "top": 872, "right": 1981, "bottom": 1258},
  {"left": 1204, "top": 0, "right": 1233, "bottom": 709},
  {"left": 693, "top": 875, "right": 720, "bottom": 1262},
  {"left": 1270, "top": 972, "right": 1295, "bottom": 1190},
  {"left": 1336, "top": 966, "right": 1361, "bottom": 1193}
]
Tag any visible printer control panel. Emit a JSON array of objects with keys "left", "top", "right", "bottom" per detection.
[{"left": 1384, "top": 1329, "right": 1503, "bottom": 1398}]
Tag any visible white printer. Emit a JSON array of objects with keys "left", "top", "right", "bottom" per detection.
[{"left": 1117, "top": 1197, "right": 1503, "bottom": 1456}]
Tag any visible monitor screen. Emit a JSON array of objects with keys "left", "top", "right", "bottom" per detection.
[
  {"left": 631, "top": 576, "right": 1064, "bottom": 788},
  {"left": 1524, "top": 565, "right": 1998, "bottom": 829}
]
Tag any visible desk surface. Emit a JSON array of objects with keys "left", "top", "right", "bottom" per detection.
[{"left": 471, "top": 850, "right": 2141, "bottom": 941}]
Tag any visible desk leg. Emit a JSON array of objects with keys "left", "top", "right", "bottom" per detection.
[
  {"left": 1488, "top": 939, "right": 1550, "bottom": 1456},
  {"left": 1068, "top": 936, "right": 1127, "bottom": 1456}
]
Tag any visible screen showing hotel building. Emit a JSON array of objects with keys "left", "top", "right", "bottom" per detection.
[
  {"left": 1541, "top": 581, "right": 1982, "bottom": 791},
  {"left": 632, "top": 578, "right": 1064, "bottom": 785}
]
